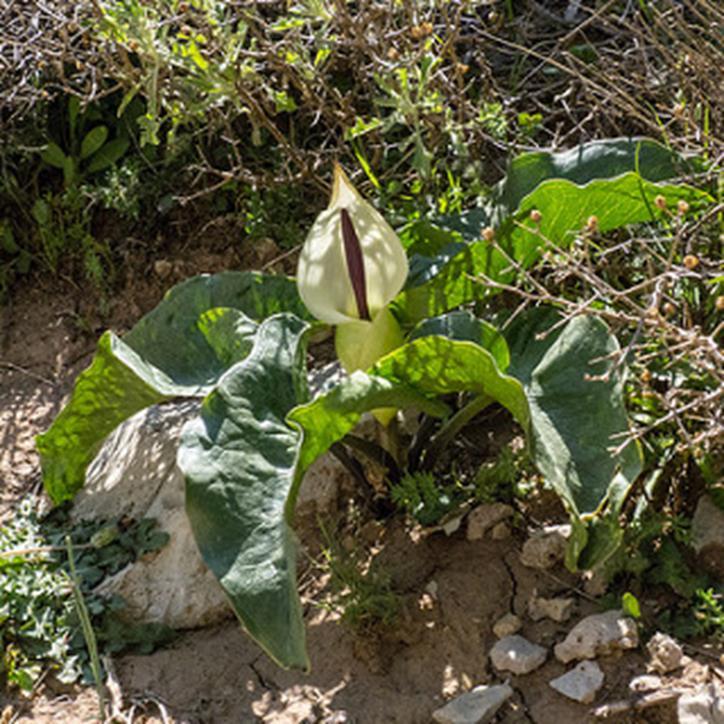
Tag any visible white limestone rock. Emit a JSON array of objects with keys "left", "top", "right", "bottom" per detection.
[
  {"left": 490, "top": 635, "right": 547, "bottom": 675},
  {"left": 549, "top": 660, "right": 604, "bottom": 704},
  {"left": 73, "top": 402, "right": 230, "bottom": 629},
  {"left": 677, "top": 683, "right": 724, "bottom": 724},
  {"left": 554, "top": 609, "right": 638, "bottom": 663},
  {"left": 432, "top": 684, "right": 513, "bottom": 724},
  {"left": 71, "top": 399, "right": 346, "bottom": 629}
]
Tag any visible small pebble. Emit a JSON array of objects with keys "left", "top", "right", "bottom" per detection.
[
  {"left": 629, "top": 674, "right": 663, "bottom": 692},
  {"left": 432, "top": 684, "right": 513, "bottom": 724},
  {"left": 491, "top": 522, "right": 511, "bottom": 540},
  {"left": 466, "top": 503, "right": 514, "bottom": 541},
  {"left": 554, "top": 610, "right": 638, "bottom": 663},
  {"left": 647, "top": 632, "right": 684, "bottom": 674},
  {"left": 528, "top": 592, "right": 575, "bottom": 623},
  {"left": 549, "top": 661, "right": 604, "bottom": 704},
  {"left": 677, "top": 683, "right": 724, "bottom": 724},
  {"left": 492, "top": 613, "right": 522, "bottom": 639}
]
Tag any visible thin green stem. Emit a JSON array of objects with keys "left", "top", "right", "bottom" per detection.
[
  {"left": 65, "top": 535, "right": 106, "bottom": 722},
  {"left": 422, "top": 394, "right": 494, "bottom": 470}
]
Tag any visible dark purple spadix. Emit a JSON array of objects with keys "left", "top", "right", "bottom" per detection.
[{"left": 340, "top": 207, "right": 370, "bottom": 320}]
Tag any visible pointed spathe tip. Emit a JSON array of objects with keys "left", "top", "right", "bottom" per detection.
[{"left": 330, "top": 162, "right": 359, "bottom": 207}]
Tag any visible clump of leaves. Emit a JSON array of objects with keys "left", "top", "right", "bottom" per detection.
[
  {"left": 474, "top": 446, "right": 528, "bottom": 504},
  {"left": 602, "top": 507, "right": 724, "bottom": 642},
  {"left": 35, "top": 138, "right": 713, "bottom": 671},
  {"left": 0, "top": 499, "right": 174, "bottom": 692},
  {"left": 691, "top": 588, "right": 724, "bottom": 639},
  {"left": 390, "top": 471, "right": 463, "bottom": 526}
]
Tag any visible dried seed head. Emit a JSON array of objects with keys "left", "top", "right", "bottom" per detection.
[
  {"left": 715, "top": 296, "right": 724, "bottom": 312},
  {"left": 662, "top": 302, "right": 676, "bottom": 317},
  {"left": 646, "top": 305, "right": 659, "bottom": 319},
  {"left": 586, "top": 215, "right": 599, "bottom": 232},
  {"left": 683, "top": 254, "right": 699, "bottom": 270},
  {"left": 677, "top": 199, "right": 690, "bottom": 215},
  {"left": 529, "top": 209, "right": 542, "bottom": 224},
  {"left": 654, "top": 195, "right": 667, "bottom": 210},
  {"left": 410, "top": 22, "right": 433, "bottom": 40},
  {"left": 640, "top": 369, "right": 652, "bottom": 384},
  {"left": 387, "top": 47, "right": 399, "bottom": 61},
  {"left": 482, "top": 226, "right": 495, "bottom": 242},
  {"left": 456, "top": 63, "right": 470, "bottom": 75}
]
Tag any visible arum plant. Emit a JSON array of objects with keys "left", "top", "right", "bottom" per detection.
[{"left": 36, "top": 138, "right": 712, "bottom": 670}]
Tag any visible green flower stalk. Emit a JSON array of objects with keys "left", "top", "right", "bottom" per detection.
[{"left": 296, "top": 164, "right": 408, "bottom": 422}]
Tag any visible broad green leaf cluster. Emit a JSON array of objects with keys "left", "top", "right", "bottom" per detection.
[{"left": 36, "top": 139, "right": 713, "bottom": 669}]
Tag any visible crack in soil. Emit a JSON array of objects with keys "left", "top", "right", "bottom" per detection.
[
  {"left": 502, "top": 550, "right": 520, "bottom": 616},
  {"left": 249, "top": 657, "right": 274, "bottom": 693},
  {"left": 513, "top": 683, "right": 538, "bottom": 724}
]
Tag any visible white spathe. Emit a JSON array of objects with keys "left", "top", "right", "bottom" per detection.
[{"left": 296, "top": 164, "right": 408, "bottom": 325}]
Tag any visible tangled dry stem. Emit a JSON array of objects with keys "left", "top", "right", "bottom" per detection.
[
  {"left": 481, "top": 200, "right": 722, "bottom": 465},
  {"left": 3, "top": 1, "right": 722, "bottom": 194}
]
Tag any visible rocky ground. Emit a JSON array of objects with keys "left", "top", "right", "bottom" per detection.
[{"left": 1, "top": 244, "right": 723, "bottom": 724}]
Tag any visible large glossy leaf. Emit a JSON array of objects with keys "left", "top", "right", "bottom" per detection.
[
  {"left": 123, "top": 272, "right": 310, "bottom": 385},
  {"left": 290, "top": 336, "right": 529, "bottom": 474},
  {"left": 394, "top": 140, "right": 711, "bottom": 324},
  {"left": 490, "top": 137, "right": 693, "bottom": 220},
  {"left": 289, "top": 371, "right": 450, "bottom": 473},
  {"left": 505, "top": 308, "right": 642, "bottom": 521},
  {"left": 38, "top": 272, "right": 308, "bottom": 503},
  {"left": 37, "top": 333, "right": 180, "bottom": 504},
  {"left": 409, "top": 310, "right": 510, "bottom": 372},
  {"left": 178, "top": 314, "right": 311, "bottom": 671}
]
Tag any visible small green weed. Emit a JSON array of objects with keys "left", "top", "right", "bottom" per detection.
[
  {"left": 390, "top": 471, "right": 463, "bottom": 527},
  {"left": 474, "top": 447, "right": 519, "bottom": 504},
  {"left": 602, "top": 507, "right": 724, "bottom": 642},
  {"left": 318, "top": 522, "right": 399, "bottom": 631},
  {"left": 691, "top": 588, "right": 724, "bottom": 639},
  {"left": 31, "top": 188, "right": 110, "bottom": 288},
  {"left": 0, "top": 498, "right": 174, "bottom": 692}
]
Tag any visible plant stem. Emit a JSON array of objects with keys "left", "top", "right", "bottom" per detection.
[
  {"left": 65, "top": 535, "right": 106, "bottom": 723},
  {"left": 422, "top": 394, "right": 494, "bottom": 470}
]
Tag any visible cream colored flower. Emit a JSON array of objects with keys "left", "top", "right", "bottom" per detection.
[{"left": 296, "top": 164, "right": 408, "bottom": 325}]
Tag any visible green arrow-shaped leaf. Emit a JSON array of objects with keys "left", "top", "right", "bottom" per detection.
[
  {"left": 290, "top": 335, "right": 529, "bottom": 474},
  {"left": 178, "top": 314, "right": 311, "bottom": 671},
  {"left": 37, "top": 272, "right": 309, "bottom": 503},
  {"left": 505, "top": 308, "right": 642, "bottom": 520}
]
